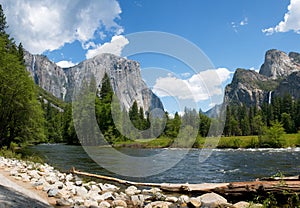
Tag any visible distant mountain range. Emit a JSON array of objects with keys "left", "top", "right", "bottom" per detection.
[
  {"left": 206, "top": 49, "right": 300, "bottom": 117},
  {"left": 23, "top": 48, "right": 300, "bottom": 118},
  {"left": 23, "top": 51, "right": 163, "bottom": 112}
]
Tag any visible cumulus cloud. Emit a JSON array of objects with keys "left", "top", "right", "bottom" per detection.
[
  {"left": 56, "top": 60, "right": 76, "bottom": 68},
  {"left": 263, "top": 0, "right": 300, "bottom": 35},
  {"left": 0, "top": 0, "right": 122, "bottom": 54},
  {"left": 153, "top": 68, "right": 232, "bottom": 102},
  {"left": 85, "top": 35, "right": 129, "bottom": 59}
]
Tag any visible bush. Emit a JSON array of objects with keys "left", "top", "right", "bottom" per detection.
[{"left": 259, "top": 121, "right": 286, "bottom": 148}]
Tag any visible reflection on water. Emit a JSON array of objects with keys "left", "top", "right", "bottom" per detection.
[{"left": 25, "top": 144, "right": 300, "bottom": 183}]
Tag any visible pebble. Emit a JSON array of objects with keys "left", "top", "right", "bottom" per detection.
[
  {"left": 189, "top": 197, "right": 201, "bottom": 208},
  {"left": 233, "top": 201, "right": 250, "bottom": 208},
  {"left": 99, "top": 201, "right": 111, "bottom": 208},
  {"left": 0, "top": 156, "right": 264, "bottom": 208},
  {"left": 47, "top": 188, "right": 58, "bottom": 197},
  {"left": 113, "top": 199, "right": 127, "bottom": 208},
  {"left": 125, "top": 185, "right": 141, "bottom": 196}
]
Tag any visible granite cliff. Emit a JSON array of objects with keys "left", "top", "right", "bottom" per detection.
[
  {"left": 223, "top": 49, "right": 300, "bottom": 108},
  {"left": 24, "top": 51, "right": 163, "bottom": 112}
]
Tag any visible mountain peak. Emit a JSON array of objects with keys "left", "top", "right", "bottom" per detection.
[
  {"left": 24, "top": 51, "right": 163, "bottom": 112},
  {"left": 259, "top": 49, "right": 300, "bottom": 79}
]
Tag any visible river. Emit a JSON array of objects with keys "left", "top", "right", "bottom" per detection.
[{"left": 25, "top": 144, "right": 300, "bottom": 184}]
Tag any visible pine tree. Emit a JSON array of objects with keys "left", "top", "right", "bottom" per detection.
[
  {"left": 0, "top": 9, "right": 45, "bottom": 146},
  {"left": 0, "top": 5, "right": 7, "bottom": 35}
]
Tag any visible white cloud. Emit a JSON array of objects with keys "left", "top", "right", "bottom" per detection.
[
  {"left": 263, "top": 0, "right": 300, "bottom": 35},
  {"left": 56, "top": 60, "right": 76, "bottom": 68},
  {"left": 85, "top": 35, "right": 129, "bottom": 59},
  {"left": 153, "top": 68, "right": 233, "bottom": 102},
  {"left": 231, "top": 17, "right": 248, "bottom": 33},
  {"left": 240, "top": 17, "right": 248, "bottom": 26},
  {"left": 0, "top": 0, "right": 122, "bottom": 54}
]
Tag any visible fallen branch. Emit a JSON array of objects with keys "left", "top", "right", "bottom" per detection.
[{"left": 70, "top": 167, "right": 300, "bottom": 197}]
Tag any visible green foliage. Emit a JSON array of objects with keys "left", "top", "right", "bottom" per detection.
[
  {"left": 0, "top": 6, "right": 45, "bottom": 147},
  {"left": 259, "top": 121, "right": 286, "bottom": 148}
]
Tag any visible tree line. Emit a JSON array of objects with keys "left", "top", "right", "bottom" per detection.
[
  {"left": 223, "top": 94, "right": 300, "bottom": 137},
  {"left": 0, "top": 4, "right": 299, "bottom": 149}
]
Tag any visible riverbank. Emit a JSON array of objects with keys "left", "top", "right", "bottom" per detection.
[
  {"left": 0, "top": 156, "right": 267, "bottom": 208},
  {"left": 113, "top": 133, "right": 300, "bottom": 149}
]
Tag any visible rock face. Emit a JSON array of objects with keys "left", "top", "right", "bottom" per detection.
[
  {"left": 224, "top": 68, "right": 276, "bottom": 107},
  {"left": 223, "top": 49, "right": 300, "bottom": 108},
  {"left": 259, "top": 49, "right": 300, "bottom": 79},
  {"left": 273, "top": 71, "right": 300, "bottom": 100},
  {"left": 24, "top": 51, "right": 163, "bottom": 112},
  {"left": 24, "top": 51, "right": 68, "bottom": 100}
]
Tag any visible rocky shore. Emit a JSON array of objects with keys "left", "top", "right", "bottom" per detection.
[{"left": 0, "top": 156, "right": 263, "bottom": 208}]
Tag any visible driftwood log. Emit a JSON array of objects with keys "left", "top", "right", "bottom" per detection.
[{"left": 71, "top": 167, "right": 300, "bottom": 199}]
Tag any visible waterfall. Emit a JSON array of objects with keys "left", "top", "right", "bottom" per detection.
[
  {"left": 31, "top": 55, "right": 36, "bottom": 72},
  {"left": 268, "top": 91, "right": 272, "bottom": 104}
]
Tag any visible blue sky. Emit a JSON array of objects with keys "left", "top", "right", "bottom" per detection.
[{"left": 1, "top": 0, "right": 300, "bottom": 112}]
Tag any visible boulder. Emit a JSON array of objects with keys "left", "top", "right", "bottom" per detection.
[{"left": 198, "top": 193, "right": 227, "bottom": 208}]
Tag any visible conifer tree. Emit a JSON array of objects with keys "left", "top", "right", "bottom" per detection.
[{"left": 0, "top": 5, "right": 45, "bottom": 146}]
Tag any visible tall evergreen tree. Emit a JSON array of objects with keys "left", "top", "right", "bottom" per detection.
[{"left": 0, "top": 5, "right": 45, "bottom": 146}]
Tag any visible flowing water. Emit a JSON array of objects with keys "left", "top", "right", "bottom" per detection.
[{"left": 25, "top": 144, "right": 300, "bottom": 183}]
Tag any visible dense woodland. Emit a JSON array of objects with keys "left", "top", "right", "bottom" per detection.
[{"left": 0, "top": 5, "right": 300, "bottom": 149}]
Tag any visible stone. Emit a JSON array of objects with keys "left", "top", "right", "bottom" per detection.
[
  {"left": 99, "top": 192, "right": 114, "bottom": 201},
  {"left": 48, "top": 188, "right": 59, "bottom": 197},
  {"left": 55, "top": 181, "right": 64, "bottom": 189},
  {"left": 248, "top": 204, "right": 264, "bottom": 208},
  {"left": 233, "top": 201, "right": 250, "bottom": 208},
  {"left": 178, "top": 195, "right": 190, "bottom": 204},
  {"left": 75, "top": 180, "right": 83, "bottom": 186},
  {"left": 114, "top": 192, "right": 129, "bottom": 201},
  {"left": 198, "top": 193, "right": 227, "bottom": 208},
  {"left": 125, "top": 186, "right": 141, "bottom": 196},
  {"left": 66, "top": 174, "right": 74, "bottom": 181},
  {"left": 56, "top": 198, "right": 72, "bottom": 206},
  {"left": 73, "top": 196, "right": 85, "bottom": 205},
  {"left": 20, "top": 173, "right": 31, "bottom": 182},
  {"left": 43, "top": 183, "right": 53, "bottom": 192},
  {"left": 165, "top": 196, "right": 178, "bottom": 203},
  {"left": 131, "top": 194, "right": 144, "bottom": 207},
  {"left": 10, "top": 169, "right": 18, "bottom": 176},
  {"left": 188, "top": 197, "right": 201, "bottom": 208},
  {"left": 99, "top": 201, "right": 111, "bottom": 208},
  {"left": 113, "top": 199, "right": 127, "bottom": 208},
  {"left": 28, "top": 170, "right": 40, "bottom": 179},
  {"left": 99, "top": 183, "right": 119, "bottom": 192},
  {"left": 146, "top": 201, "right": 172, "bottom": 208},
  {"left": 84, "top": 199, "right": 98, "bottom": 207},
  {"left": 76, "top": 186, "right": 88, "bottom": 198},
  {"left": 90, "top": 185, "right": 101, "bottom": 193},
  {"left": 45, "top": 176, "right": 57, "bottom": 185}
]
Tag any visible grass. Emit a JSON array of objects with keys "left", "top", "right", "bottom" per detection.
[
  {"left": 113, "top": 133, "right": 300, "bottom": 149},
  {"left": 0, "top": 145, "right": 44, "bottom": 164}
]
